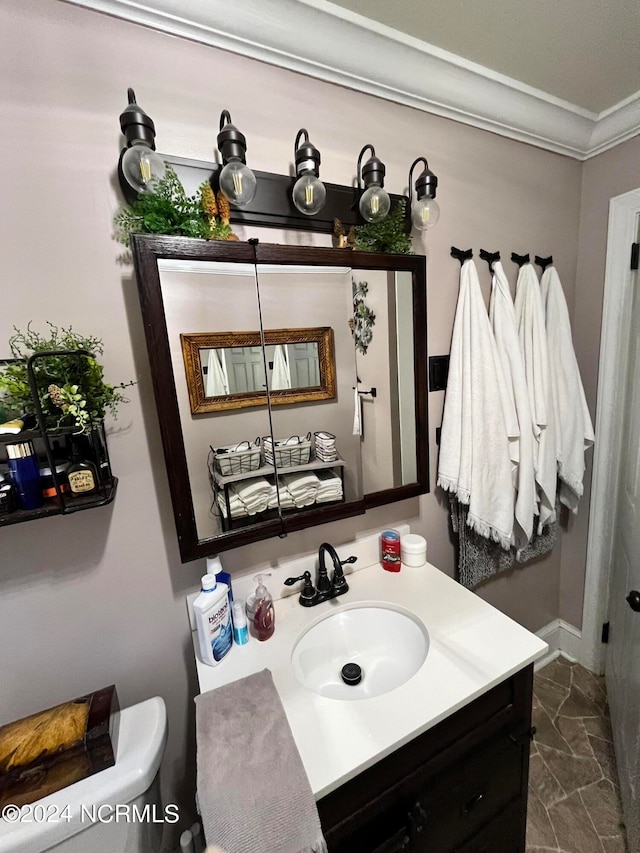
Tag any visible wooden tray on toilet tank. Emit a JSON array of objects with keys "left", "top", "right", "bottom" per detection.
[{"left": 0, "top": 685, "right": 119, "bottom": 809}]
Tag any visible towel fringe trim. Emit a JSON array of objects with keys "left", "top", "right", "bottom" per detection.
[
  {"left": 558, "top": 467, "right": 583, "bottom": 499},
  {"left": 437, "top": 475, "right": 471, "bottom": 504},
  {"left": 466, "top": 512, "right": 512, "bottom": 551}
]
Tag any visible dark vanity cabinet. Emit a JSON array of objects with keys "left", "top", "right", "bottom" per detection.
[{"left": 317, "top": 665, "right": 534, "bottom": 853}]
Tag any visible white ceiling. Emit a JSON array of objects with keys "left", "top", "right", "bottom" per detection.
[
  {"left": 64, "top": 0, "right": 640, "bottom": 159},
  {"left": 326, "top": 0, "right": 640, "bottom": 113}
]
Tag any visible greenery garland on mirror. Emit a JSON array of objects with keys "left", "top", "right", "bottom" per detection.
[
  {"left": 114, "top": 165, "right": 237, "bottom": 247},
  {"left": 353, "top": 199, "right": 413, "bottom": 255}
]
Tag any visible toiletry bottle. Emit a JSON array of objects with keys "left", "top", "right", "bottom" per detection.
[
  {"left": 232, "top": 599, "right": 249, "bottom": 645},
  {"left": 67, "top": 439, "right": 99, "bottom": 495},
  {"left": 6, "top": 441, "right": 43, "bottom": 510},
  {"left": 253, "top": 574, "right": 275, "bottom": 641},
  {"left": 193, "top": 573, "right": 232, "bottom": 666},
  {"left": 206, "top": 555, "right": 233, "bottom": 603},
  {"left": 381, "top": 529, "right": 402, "bottom": 572}
]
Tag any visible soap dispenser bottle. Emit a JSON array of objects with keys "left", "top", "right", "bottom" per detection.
[{"left": 252, "top": 574, "right": 275, "bottom": 641}]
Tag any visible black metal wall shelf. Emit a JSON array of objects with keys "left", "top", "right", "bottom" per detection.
[{"left": 0, "top": 351, "right": 118, "bottom": 526}]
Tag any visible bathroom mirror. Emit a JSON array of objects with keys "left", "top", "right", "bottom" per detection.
[
  {"left": 131, "top": 236, "right": 428, "bottom": 562},
  {"left": 180, "top": 326, "right": 336, "bottom": 413}
]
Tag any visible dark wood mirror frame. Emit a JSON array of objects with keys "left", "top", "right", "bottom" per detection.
[
  {"left": 131, "top": 235, "right": 429, "bottom": 562},
  {"left": 180, "top": 326, "right": 336, "bottom": 413}
]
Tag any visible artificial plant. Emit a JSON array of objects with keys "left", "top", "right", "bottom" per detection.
[
  {"left": 0, "top": 324, "right": 134, "bottom": 433},
  {"left": 114, "top": 165, "right": 236, "bottom": 247},
  {"left": 353, "top": 198, "right": 413, "bottom": 255}
]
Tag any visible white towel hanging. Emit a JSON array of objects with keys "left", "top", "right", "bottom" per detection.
[
  {"left": 205, "top": 348, "right": 229, "bottom": 397},
  {"left": 514, "top": 263, "right": 557, "bottom": 532},
  {"left": 271, "top": 344, "right": 291, "bottom": 390},
  {"left": 489, "top": 261, "right": 536, "bottom": 551},
  {"left": 540, "top": 266, "right": 594, "bottom": 511},
  {"left": 437, "top": 259, "right": 515, "bottom": 549},
  {"left": 352, "top": 384, "right": 362, "bottom": 436}
]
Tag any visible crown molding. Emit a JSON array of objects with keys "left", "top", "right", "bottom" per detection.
[{"left": 62, "top": 0, "right": 639, "bottom": 160}]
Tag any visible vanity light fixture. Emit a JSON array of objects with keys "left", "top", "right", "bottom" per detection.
[
  {"left": 118, "top": 89, "right": 166, "bottom": 197},
  {"left": 216, "top": 110, "right": 257, "bottom": 207},
  {"left": 356, "top": 144, "right": 391, "bottom": 223},
  {"left": 408, "top": 156, "right": 440, "bottom": 231},
  {"left": 292, "top": 129, "right": 326, "bottom": 216}
]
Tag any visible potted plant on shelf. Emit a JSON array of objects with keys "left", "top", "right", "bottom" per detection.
[{"left": 0, "top": 324, "right": 134, "bottom": 435}]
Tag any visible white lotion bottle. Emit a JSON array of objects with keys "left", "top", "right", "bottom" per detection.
[{"left": 193, "top": 573, "right": 232, "bottom": 666}]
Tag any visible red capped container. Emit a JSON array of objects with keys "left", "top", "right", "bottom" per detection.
[{"left": 380, "top": 529, "right": 401, "bottom": 572}]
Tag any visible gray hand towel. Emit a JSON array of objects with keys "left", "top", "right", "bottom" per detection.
[
  {"left": 450, "top": 496, "right": 558, "bottom": 589},
  {"left": 195, "top": 669, "right": 327, "bottom": 853}
]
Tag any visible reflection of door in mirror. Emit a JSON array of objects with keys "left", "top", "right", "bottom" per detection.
[
  {"left": 257, "top": 264, "right": 363, "bottom": 513},
  {"left": 202, "top": 343, "right": 320, "bottom": 393},
  {"left": 352, "top": 269, "right": 417, "bottom": 494},
  {"left": 158, "top": 260, "right": 272, "bottom": 542}
]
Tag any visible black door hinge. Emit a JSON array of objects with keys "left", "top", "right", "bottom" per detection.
[
  {"left": 602, "top": 621, "right": 610, "bottom": 643},
  {"left": 631, "top": 243, "right": 639, "bottom": 271}
]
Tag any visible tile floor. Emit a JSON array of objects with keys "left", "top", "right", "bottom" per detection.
[{"left": 526, "top": 656, "right": 628, "bottom": 853}]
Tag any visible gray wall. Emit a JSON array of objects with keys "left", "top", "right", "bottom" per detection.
[
  {"left": 560, "top": 135, "right": 640, "bottom": 628},
  {"left": 1, "top": 0, "right": 590, "bottom": 835}
]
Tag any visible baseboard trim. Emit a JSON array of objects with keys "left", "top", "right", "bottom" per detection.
[{"left": 535, "top": 619, "right": 582, "bottom": 671}]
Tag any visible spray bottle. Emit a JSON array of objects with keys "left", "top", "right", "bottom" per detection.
[{"left": 252, "top": 574, "right": 275, "bottom": 641}]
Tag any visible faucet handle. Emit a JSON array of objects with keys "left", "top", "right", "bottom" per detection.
[
  {"left": 284, "top": 571, "right": 318, "bottom": 607},
  {"left": 330, "top": 555, "right": 356, "bottom": 596}
]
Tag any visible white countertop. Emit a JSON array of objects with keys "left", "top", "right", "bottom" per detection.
[{"left": 194, "top": 560, "right": 548, "bottom": 799}]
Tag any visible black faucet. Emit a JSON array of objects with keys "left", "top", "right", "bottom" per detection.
[{"left": 284, "top": 542, "right": 357, "bottom": 607}]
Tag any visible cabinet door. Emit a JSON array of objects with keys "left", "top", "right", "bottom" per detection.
[{"left": 453, "top": 798, "right": 526, "bottom": 853}]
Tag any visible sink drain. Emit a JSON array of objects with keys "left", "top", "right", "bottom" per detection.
[{"left": 341, "top": 662, "right": 362, "bottom": 686}]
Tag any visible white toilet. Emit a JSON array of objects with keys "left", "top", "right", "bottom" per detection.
[{"left": 0, "top": 697, "right": 167, "bottom": 853}]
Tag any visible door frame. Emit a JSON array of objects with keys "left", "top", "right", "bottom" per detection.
[{"left": 582, "top": 187, "right": 640, "bottom": 673}]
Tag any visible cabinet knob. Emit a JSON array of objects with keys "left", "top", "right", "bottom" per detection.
[
  {"left": 463, "top": 792, "right": 485, "bottom": 813},
  {"left": 408, "top": 801, "right": 428, "bottom": 837},
  {"left": 509, "top": 725, "right": 537, "bottom": 746},
  {"left": 627, "top": 590, "right": 640, "bottom": 612}
]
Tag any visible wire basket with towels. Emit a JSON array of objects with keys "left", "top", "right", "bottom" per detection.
[
  {"left": 210, "top": 438, "right": 262, "bottom": 477},
  {"left": 262, "top": 433, "right": 311, "bottom": 468}
]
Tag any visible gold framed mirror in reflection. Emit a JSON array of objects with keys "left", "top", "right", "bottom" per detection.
[{"left": 180, "top": 326, "right": 336, "bottom": 413}]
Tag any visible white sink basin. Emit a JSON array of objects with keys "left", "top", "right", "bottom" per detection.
[{"left": 291, "top": 603, "right": 429, "bottom": 700}]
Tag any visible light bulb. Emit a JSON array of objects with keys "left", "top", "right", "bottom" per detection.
[
  {"left": 359, "top": 185, "right": 391, "bottom": 223},
  {"left": 121, "top": 143, "right": 166, "bottom": 194},
  {"left": 219, "top": 159, "right": 257, "bottom": 207},
  {"left": 412, "top": 197, "right": 440, "bottom": 231},
  {"left": 292, "top": 173, "right": 326, "bottom": 216}
]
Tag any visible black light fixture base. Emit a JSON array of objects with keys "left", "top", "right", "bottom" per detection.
[{"left": 155, "top": 154, "right": 409, "bottom": 235}]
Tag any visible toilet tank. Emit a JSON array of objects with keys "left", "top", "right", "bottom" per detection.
[{"left": 0, "top": 697, "right": 168, "bottom": 853}]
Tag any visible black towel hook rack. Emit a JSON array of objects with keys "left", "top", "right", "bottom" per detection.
[
  {"left": 479, "top": 249, "right": 500, "bottom": 274},
  {"left": 451, "top": 246, "right": 473, "bottom": 265},
  {"left": 535, "top": 255, "right": 553, "bottom": 272},
  {"left": 511, "top": 252, "right": 530, "bottom": 268}
]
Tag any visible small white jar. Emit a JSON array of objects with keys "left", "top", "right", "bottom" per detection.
[{"left": 401, "top": 533, "right": 427, "bottom": 567}]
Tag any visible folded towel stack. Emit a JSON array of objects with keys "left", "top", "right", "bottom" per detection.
[
  {"left": 228, "top": 477, "right": 272, "bottom": 516},
  {"left": 217, "top": 491, "right": 250, "bottom": 519},
  {"left": 313, "top": 431, "right": 338, "bottom": 462},
  {"left": 281, "top": 471, "right": 320, "bottom": 507},
  {"left": 315, "top": 469, "right": 343, "bottom": 503}
]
